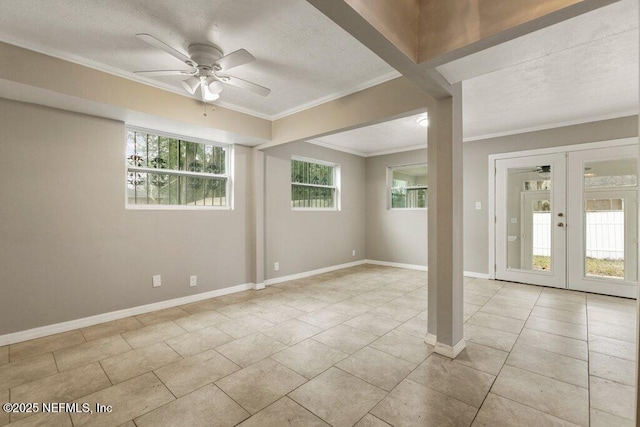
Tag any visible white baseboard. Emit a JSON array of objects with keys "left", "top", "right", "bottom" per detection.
[
  {"left": 254, "top": 282, "right": 266, "bottom": 290},
  {"left": 365, "top": 259, "right": 427, "bottom": 271},
  {"left": 425, "top": 333, "right": 437, "bottom": 346},
  {"left": 265, "top": 260, "right": 367, "bottom": 286},
  {"left": 464, "top": 271, "right": 490, "bottom": 279},
  {"left": 0, "top": 282, "right": 255, "bottom": 346},
  {"left": 435, "top": 339, "right": 467, "bottom": 359}
]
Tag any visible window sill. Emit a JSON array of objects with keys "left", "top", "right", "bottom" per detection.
[{"left": 126, "top": 205, "right": 232, "bottom": 211}]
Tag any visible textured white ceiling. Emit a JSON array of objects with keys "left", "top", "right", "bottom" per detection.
[{"left": 0, "top": 0, "right": 398, "bottom": 119}]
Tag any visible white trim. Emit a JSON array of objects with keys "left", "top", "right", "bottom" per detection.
[
  {"left": 265, "top": 260, "right": 367, "bottom": 286},
  {"left": 365, "top": 259, "right": 427, "bottom": 271},
  {"left": 435, "top": 339, "right": 466, "bottom": 359},
  {"left": 306, "top": 141, "right": 428, "bottom": 159},
  {"left": 425, "top": 334, "right": 437, "bottom": 346},
  {"left": 254, "top": 282, "right": 266, "bottom": 290},
  {"left": 464, "top": 112, "right": 639, "bottom": 143},
  {"left": 367, "top": 145, "right": 428, "bottom": 158},
  {"left": 0, "top": 282, "right": 255, "bottom": 346},
  {"left": 306, "top": 140, "right": 368, "bottom": 157},
  {"left": 464, "top": 271, "right": 491, "bottom": 279}
]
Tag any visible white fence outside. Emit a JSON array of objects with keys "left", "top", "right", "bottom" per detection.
[{"left": 532, "top": 211, "right": 625, "bottom": 260}]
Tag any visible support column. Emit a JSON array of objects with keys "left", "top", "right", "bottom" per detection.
[
  {"left": 426, "top": 82, "right": 465, "bottom": 358},
  {"left": 253, "top": 148, "right": 266, "bottom": 290}
]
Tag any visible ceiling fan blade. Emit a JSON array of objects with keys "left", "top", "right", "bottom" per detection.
[
  {"left": 133, "top": 70, "right": 193, "bottom": 76},
  {"left": 221, "top": 75, "right": 270, "bottom": 96},
  {"left": 215, "top": 49, "right": 255, "bottom": 71},
  {"left": 136, "top": 33, "right": 197, "bottom": 67}
]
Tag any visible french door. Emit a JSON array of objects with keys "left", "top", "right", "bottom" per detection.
[{"left": 495, "top": 145, "right": 638, "bottom": 298}]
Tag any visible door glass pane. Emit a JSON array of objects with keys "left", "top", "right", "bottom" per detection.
[
  {"left": 583, "top": 159, "right": 637, "bottom": 280},
  {"left": 507, "top": 165, "right": 552, "bottom": 272}
]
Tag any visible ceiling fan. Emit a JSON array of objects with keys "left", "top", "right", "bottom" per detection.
[
  {"left": 134, "top": 33, "right": 271, "bottom": 102},
  {"left": 510, "top": 165, "right": 552, "bottom": 178}
]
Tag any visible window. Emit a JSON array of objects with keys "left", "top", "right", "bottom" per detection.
[
  {"left": 390, "top": 163, "right": 428, "bottom": 209},
  {"left": 291, "top": 157, "right": 340, "bottom": 209},
  {"left": 126, "top": 128, "right": 232, "bottom": 208}
]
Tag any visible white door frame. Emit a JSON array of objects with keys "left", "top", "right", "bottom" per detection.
[{"left": 488, "top": 137, "right": 637, "bottom": 280}]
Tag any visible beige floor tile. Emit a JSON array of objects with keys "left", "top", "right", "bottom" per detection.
[
  {"left": 367, "top": 304, "right": 419, "bottom": 322},
  {"left": 173, "top": 310, "right": 230, "bottom": 332},
  {"left": 217, "top": 358, "right": 306, "bottom": 414},
  {"left": 452, "top": 342, "right": 508, "bottom": 376},
  {"left": 154, "top": 349, "right": 240, "bottom": 397},
  {"left": 516, "top": 329, "right": 587, "bottom": 360},
  {"left": 589, "top": 334, "right": 636, "bottom": 361},
  {"left": 345, "top": 313, "right": 402, "bottom": 337},
  {"left": 70, "top": 372, "right": 174, "bottom": 427},
  {"left": 290, "top": 367, "right": 386, "bottom": 427},
  {"left": 283, "top": 297, "right": 330, "bottom": 312},
  {"left": 54, "top": 335, "right": 131, "bottom": 372},
  {"left": 589, "top": 320, "right": 636, "bottom": 343},
  {"left": 524, "top": 317, "right": 587, "bottom": 340},
  {"left": 506, "top": 343, "right": 588, "bottom": 388},
  {"left": 9, "top": 331, "right": 85, "bottom": 362},
  {"left": 313, "top": 325, "right": 377, "bottom": 354},
  {"left": 394, "top": 316, "right": 428, "bottom": 338},
  {"left": 463, "top": 293, "right": 492, "bottom": 306},
  {"left": 0, "top": 353, "right": 57, "bottom": 390},
  {"left": 217, "top": 315, "right": 274, "bottom": 339},
  {"left": 369, "top": 329, "right": 433, "bottom": 364},
  {"left": 337, "top": 346, "right": 415, "bottom": 391},
  {"left": 465, "top": 285, "right": 500, "bottom": 299},
  {"left": 589, "top": 351, "right": 636, "bottom": 386},
  {"left": 215, "top": 302, "right": 265, "bottom": 319},
  {"left": 492, "top": 365, "right": 589, "bottom": 426},
  {"left": 479, "top": 301, "right": 532, "bottom": 321},
  {"left": 389, "top": 294, "right": 427, "bottom": 311},
  {"left": 270, "top": 339, "right": 347, "bottom": 379},
  {"left": 121, "top": 321, "right": 187, "bottom": 349},
  {"left": 540, "top": 288, "right": 586, "bottom": 304},
  {"left": 1, "top": 388, "right": 9, "bottom": 426},
  {"left": 472, "top": 393, "right": 579, "bottom": 426},
  {"left": 135, "top": 384, "right": 249, "bottom": 427},
  {"left": 589, "top": 376, "right": 635, "bottom": 421},
  {"left": 135, "top": 306, "right": 190, "bottom": 326},
  {"left": 297, "top": 309, "right": 351, "bottom": 329},
  {"left": 253, "top": 305, "right": 306, "bottom": 324},
  {"left": 536, "top": 298, "right": 586, "bottom": 313},
  {"left": 587, "top": 306, "right": 636, "bottom": 327},
  {"left": 351, "top": 291, "right": 405, "bottom": 307},
  {"left": 464, "top": 323, "right": 518, "bottom": 352},
  {"left": 238, "top": 397, "right": 328, "bottom": 427},
  {"left": 466, "top": 312, "right": 524, "bottom": 334},
  {"left": 216, "top": 333, "right": 287, "bottom": 367},
  {"left": 179, "top": 298, "right": 225, "bottom": 315},
  {"left": 10, "top": 363, "right": 110, "bottom": 421},
  {"left": 165, "top": 326, "right": 234, "bottom": 357},
  {"left": 80, "top": 317, "right": 144, "bottom": 342},
  {"left": 490, "top": 294, "right": 537, "bottom": 309},
  {"left": 464, "top": 303, "right": 483, "bottom": 321},
  {"left": 0, "top": 347, "right": 7, "bottom": 366},
  {"left": 531, "top": 306, "right": 586, "bottom": 325},
  {"left": 5, "top": 412, "right": 73, "bottom": 426},
  {"left": 326, "top": 300, "right": 374, "bottom": 316},
  {"left": 262, "top": 319, "right": 322, "bottom": 346},
  {"left": 590, "top": 409, "right": 635, "bottom": 427},
  {"left": 371, "top": 378, "right": 477, "bottom": 427},
  {"left": 354, "top": 414, "right": 391, "bottom": 427},
  {"left": 408, "top": 354, "right": 495, "bottom": 407},
  {"left": 100, "top": 342, "right": 182, "bottom": 384}
]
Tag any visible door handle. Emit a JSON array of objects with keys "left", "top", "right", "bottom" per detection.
[{"left": 557, "top": 222, "right": 564, "bottom": 227}]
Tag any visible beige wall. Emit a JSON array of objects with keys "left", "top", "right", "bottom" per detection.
[
  {"left": 464, "top": 115, "right": 639, "bottom": 274},
  {"left": 264, "top": 141, "right": 366, "bottom": 279},
  {"left": 0, "top": 98, "right": 255, "bottom": 335},
  {"left": 365, "top": 149, "right": 428, "bottom": 266}
]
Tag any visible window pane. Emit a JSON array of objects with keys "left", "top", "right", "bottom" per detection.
[
  {"left": 390, "top": 164, "right": 427, "bottom": 209},
  {"left": 291, "top": 184, "right": 334, "bottom": 208}
]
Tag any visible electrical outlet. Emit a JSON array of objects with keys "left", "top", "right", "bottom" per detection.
[
  {"left": 274, "top": 262, "right": 279, "bottom": 271},
  {"left": 190, "top": 275, "right": 197, "bottom": 287},
  {"left": 152, "top": 275, "right": 161, "bottom": 288},
  {"left": 475, "top": 201, "right": 482, "bottom": 210},
  {"left": 352, "top": 249, "right": 356, "bottom": 257}
]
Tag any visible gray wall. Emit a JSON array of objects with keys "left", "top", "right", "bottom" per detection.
[
  {"left": 0, "top": 99, "right": 254, "bottom": 335},
  {"left": 264, "top": 141, "right": 366, "bottom": 279},
  {"left": 464, "top": 115, "right": 639, "bottom": 274},
  {"left": 365, "top": 149, "right": 428, "bottom": 266}
]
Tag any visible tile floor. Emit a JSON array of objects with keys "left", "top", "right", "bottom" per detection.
[{"left": 0, "top": 265, "right": 637, "bottom": 426}]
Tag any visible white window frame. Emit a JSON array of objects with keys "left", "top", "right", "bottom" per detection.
[
  {"left": 291, "top": 156, "right": 341, "bottom": 211},
  {"left": 125, "top": 126, "right": 234, "bottom": 210},
  {"left": 388, "top": 162, "right": 428, "bottom": 210}
]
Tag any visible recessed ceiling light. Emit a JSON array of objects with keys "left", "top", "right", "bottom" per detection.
[{"left": 416, "top": 116, "right": 429, "bottom": 127}]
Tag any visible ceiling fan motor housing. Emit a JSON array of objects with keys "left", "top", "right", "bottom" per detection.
[{"left": 188, "top": 44, "right": 223, "bottom": 69}]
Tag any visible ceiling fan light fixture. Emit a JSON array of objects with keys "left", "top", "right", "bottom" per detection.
[
  {"left": 181, "top": 76, "right": 200, "bottom": 95},
  {"left": 202, "top": 83, "right": 220, "bottom": 102},
  {"left": 208, "top": 80, "right": 224, "bottom": 94},
  {"left": 417, "top": 116, "right": 429, "bottom": 128}
]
